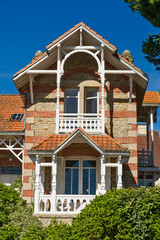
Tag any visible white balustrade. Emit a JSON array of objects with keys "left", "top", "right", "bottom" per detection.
[
  {"left": 59, "top": 113, "right": 102, "bottom": 133},
  {"left": 39, "top": 194, "right": 95, "bottom": 214}
]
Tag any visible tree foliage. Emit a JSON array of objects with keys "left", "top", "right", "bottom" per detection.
[{"left": 124, "top": 0, "right": 160, "bottom": 70}]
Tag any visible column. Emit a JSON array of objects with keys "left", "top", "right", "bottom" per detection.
[
  {"left": 100, "top": 154, "right": 106, "bottom": 194},
  {"left": 117, "top": 155, "right": 123, "bottom": 189},
  {"left": 101, "top": 44, "right": 105, "bottom": 134},
  {"left": 56, "top": 44, "right": 61, "bottom": 134},
  {"left": 34, "top": 154, "right": 40, "bottom": 213},
  {"left": 51, "top": 154, "right": 57, "bottom": 213}
]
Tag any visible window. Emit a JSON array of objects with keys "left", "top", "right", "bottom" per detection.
[
  {"left": 65, "top": 89, "right": 78, "bottom": 114},
  {"left": 1, "top": 166, "right": 22, "bottom": 175},
  {"left": 11, "top": 113, "right": 23, "bottom": 121},
  {"left": 65, "top": 160, "right": 96, "bottom": 195},
  {"left": 85, "top": 89, "right": 98, "bottom": 114}
]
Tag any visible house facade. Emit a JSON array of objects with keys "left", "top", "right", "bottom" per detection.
[{"left": 1, "top": 23, "right": 160, "bottom": 218}]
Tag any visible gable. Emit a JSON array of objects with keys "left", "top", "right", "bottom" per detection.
[{"left": 13, "top": 22, "right": 148, "bottom": 92}]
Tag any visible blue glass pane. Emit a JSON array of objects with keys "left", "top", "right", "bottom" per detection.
[
  {"left": 86, "top": 90, "right": 97, "bottom": 98},
  {"left": 90, "top": 169, "right": 96, "bottom": 195},
  {"left": 65, "top": 98, "right": 78, "bottom": 113},
  {"left": 66, "top": 160, "right": 79, "bottom": 167},
  {"left": 83, "top": 169, "right": 89, "bottom": 194},
  {"left": 86, "top": 98, "right": 97, "bottom": 114},
  {"left": 83, "top": 161, "right": 96, "bottom": 168},
  {"left": 66, "top": 89, "right": 78, "bottom": 97},
  {"left": 72, "top": 169, "right": 79, "bottom": 194},
  {"left": 65, "top": 169, "right": 71, "bottom": 194},
  {"left": 1, "top": 166, "right": 22, "bottom": 175}
]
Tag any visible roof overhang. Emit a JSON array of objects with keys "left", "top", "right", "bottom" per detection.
[
  {"left": 0, "top": 131, "right": 25, "bottom": 136},
  {"left": 28, "top": 128, "right": 130, "bottom": 156}
]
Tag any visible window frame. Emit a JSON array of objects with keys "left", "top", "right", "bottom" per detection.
[
  {"left": 64, "top": 88, "right": 79, "bottom": 114},
  {"left": 64, "top": 157, "right": 97, "bottom": 195}
]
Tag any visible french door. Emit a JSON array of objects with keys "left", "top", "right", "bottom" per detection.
[{"left": 65, "top": 160, "right": 96, "bottom": 195}]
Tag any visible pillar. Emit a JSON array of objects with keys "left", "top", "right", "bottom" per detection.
[
  {"left": 56, "top": 44, "right": 61, "bottom": 134},
  {"left": 51, "top": 154, "right": 57, "bottom": 213},
  {"left": 34, "top": 154, "right": 40, "bottom": 213},
  {"left": 117, "top": 155, "right": 122, "bottom": 189},
  {"left": 100, "top": 154, "right": 106, "bottom": 194},
  {"left": 101, "top": 44, "right": 105, "bottom": 134}
]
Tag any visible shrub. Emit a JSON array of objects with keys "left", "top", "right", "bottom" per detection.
[
  {"left": 44, "top": 218, "right": 71, "bottom": 240},
  {"left": 0, "top": 183, "right": 43, "bottom": 239},
  {"left": 70, "top": 187, "right": 160, "bottom": 240}
]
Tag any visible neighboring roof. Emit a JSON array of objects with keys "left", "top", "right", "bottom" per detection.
[
  {"left": 31, "top": 128, "right": 128, "bottom": 153},
  {"left": 0, "top": 95, "right": 24, "bottom": 132},
  {"left": 13, "top": 22, "right": 147, "bottom": 80},
  {"left": 143, "top": 91, "right": 160, "bottom": 105},
  {"left": 138, "top": 131, "right": 160, "bottom": 168}
]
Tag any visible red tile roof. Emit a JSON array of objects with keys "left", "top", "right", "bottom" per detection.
[
  {"left": 32, "top": 128, "right": 128, "bottom": 152},
  {"left": 13, "top": 22, "right": 144, "bottom": 78},
  {"left": 143, "top": 91, "right": 160, "bottom": 104},
  {"left": 0, "top": 95, "right": 24, "bottom": 132},
  {"left": 138, "top": 131, "right": 160, "bottom": 168}
]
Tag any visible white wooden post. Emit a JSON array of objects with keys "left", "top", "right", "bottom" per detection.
[
  {"left": 117, "top": 155, "right": 123, "bottom": 189},
  {"left": 150, "top": 109, "right": 154, "bottom": 164},
  {"left": 51, "top": 154, "right": 57, "bottom": 213},
  {"left": 150, "top": 109, "right": 154, "bottom": 143},
  {"left": 80, "top": 27, "right": 83, "bottom": 46},
  {"left": 129, "top": 75, "right": 133, "bottom": 103},
  {"left": 29, "top": 75, "right": 34, "bottom": 104},
  {"left": 56, "top": 44, "right": 61, "bottom": 134},
  {"left": 34, "top": 154, "right": 40, "bottom": 213},
  {"left": 100, "top": 154, "right": 106, "bottom": 194},
  {"left": 101, "top": 44, "right": 105, "bottom": 134}
]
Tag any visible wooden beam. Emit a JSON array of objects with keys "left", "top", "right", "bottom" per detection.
[
  {"left": 104, "top": 70, "right": 135, "bottom": 75},
  {"left": 80, "top": 27, "right": 83, "bottom": 47},
  {"left": 29, "top": 75, "right": 34, "bottom": 104},
  {"left": 27, "top": 70, "right": 57, "bottom": 74},
  {"left": 62, "top": 46, "right": 100, "bottom": 50},
  {"left": 129, "top": 75, "right": 133, "bottom": 103}
]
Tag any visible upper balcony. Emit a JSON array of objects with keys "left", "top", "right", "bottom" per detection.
[
  {"left": 57, "top": 88, "right": 103, "bottom": 134},
  {"left": 59, "top": 113, "right": 102, "bottom": 134}
]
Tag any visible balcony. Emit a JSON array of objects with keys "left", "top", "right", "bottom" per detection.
[
  {"left": 138, "top": 150, "right": 154, "bottom": 167},
  {"left": 59, "top": 113, "right": 102, "bottom": 133},
  {"left": 39, "top": 194, "right": 95, "bottom": 214}
]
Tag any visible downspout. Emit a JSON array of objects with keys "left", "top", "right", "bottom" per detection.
[{"left": 19, "top": 88, "right": 27, "bottom": 131}]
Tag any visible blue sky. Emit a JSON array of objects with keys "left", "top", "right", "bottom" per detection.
[{"left": 0, "top": 0, "right": 160, "bottom": 130}]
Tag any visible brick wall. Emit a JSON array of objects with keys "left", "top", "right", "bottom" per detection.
[{"left": 23, "top": 55, "right": 138, "bottom": 203}]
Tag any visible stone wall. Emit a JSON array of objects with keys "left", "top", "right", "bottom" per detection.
[{"left": 23, "top": 55, "right": 138, "bottom": 203}]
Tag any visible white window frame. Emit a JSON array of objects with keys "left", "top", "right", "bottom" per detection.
[
  {"left": 64, "top": 157, "right": 97, "bottom": 195},
  {"left": 64, "top": 88, "right": 79, "bottom": 114},
  {"left": 84, "top": 88, "right": 99, "bottom": 114}
]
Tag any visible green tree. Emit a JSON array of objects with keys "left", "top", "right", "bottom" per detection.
[{"left": 124, "top": 0, "right": 160, "bottom": 70}]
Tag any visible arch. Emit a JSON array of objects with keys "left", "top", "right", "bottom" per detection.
[
  {"left": 62, "top": 67, "right": 101, "bottom": 80},
  {"left": 61, "top": 50, "right": 101, "bottom": 74}
]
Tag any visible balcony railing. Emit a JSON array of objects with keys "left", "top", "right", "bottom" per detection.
[
  {"left": 59, "top": 113, "right": 102, "bottom": 133},
  {"left": 39, "top": 194, "right": 95, "bottom": 214},
  {"left": 138, "top": 150, "right": 154, "bottom": 167}
]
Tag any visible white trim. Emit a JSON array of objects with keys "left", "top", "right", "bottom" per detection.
[
  {"left": 61, "top": 49, "right": 101, "bottom": 74},
  {"left": 27, "top": 70, "right": 57, "bottom": 74},
  {"left": 104, "top": 70, "right": 135, "bottom": 75},
  {"left": 53, "top": 129, "right": 103, "bottom": 155},
  {"left": 29, "top": 75, "right": 34, "bottom": 104},
  {"left": 62, "top": 46, "right": 100, "bottom": 50}
]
